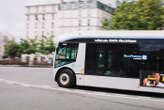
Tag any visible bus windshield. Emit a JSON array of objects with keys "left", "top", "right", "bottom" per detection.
[{"left": 55, "top": 43, "right": 78, "bottom": 68}]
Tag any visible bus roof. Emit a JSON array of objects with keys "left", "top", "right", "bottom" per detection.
[{"left": 54, "top": 31, "right": 164, "bottom": 43}]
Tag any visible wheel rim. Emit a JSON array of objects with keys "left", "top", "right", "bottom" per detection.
[{"left": 59, "top": 73, "right": 70, "bottom": 85}]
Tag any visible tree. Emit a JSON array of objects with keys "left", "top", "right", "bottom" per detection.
[
  {"left": 101, "top": 18, "right": 111, "bottom": 29},
  {"left": 38, "top": 36, "right": 56, "bottom": 55},
  {"left": 46, "top": 36, "right": 56, "bottom": 54},
  {"left": 108, "top": 0, "right": 164, "bottom": 30},
  {"left": 19, "top": 39, "right": 38, "bottom": 54},
  {"left": 4, "top": 36, "right": 56, "bottom": 58},
  {"left": 4, "top": 41, "right": 20, "bottom": 58},
  {"left": 38, "top": 36, "right": 48, "bottom": 54}
]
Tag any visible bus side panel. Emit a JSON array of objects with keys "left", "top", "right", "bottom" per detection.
[
  {"left": 76, "top": 75, "right": 164, "bottom": 93},
  {"left": 77, "top": 75, "right": 139, "bottom": 90}
]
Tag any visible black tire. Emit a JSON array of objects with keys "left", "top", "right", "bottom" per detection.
[{"left": 57, "top": 69, "right": 76, "bottom": 88}]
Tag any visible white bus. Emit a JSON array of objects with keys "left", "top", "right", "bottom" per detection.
[{"left": 53, "top": 31, "right": 164, "bottom": 93}]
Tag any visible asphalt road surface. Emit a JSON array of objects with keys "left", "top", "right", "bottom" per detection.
[{"left": 0, "top": 66, "right": 164, "bottom": 110}]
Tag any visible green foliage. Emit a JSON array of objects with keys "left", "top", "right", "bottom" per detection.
[
  {"left": 19, "top": 39, "right": 38, "bottom": 54},
  {"left": 38, "top": 36, "right": 48, "bottom": 54},
  {"left": 101, "top": 18, "right": 111, "bottom": 29},
  {"left": 4, "top": 36, "right": 56, "bottom": 58},
  {"left": 4, "top": 41, "right": 20, "bottom": 58},
  {"left": 107, "top": 0, "right": 164, "bottom": 30},
  {"left": 19, "top": 36, "right": 56, "bottom": 55},
  {"left": 37, "top": 36, "right": 56, "bottom": 55},
  {"left": 46, "top": 36, "right": 56, "bottom": 54}
]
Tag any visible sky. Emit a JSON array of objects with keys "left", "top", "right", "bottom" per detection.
[
  {"left": 0, "top": 0, "right": 117, "bottom": 41},
  {"left": 0, "top": 0, "right": 26, "bottom": 40}
]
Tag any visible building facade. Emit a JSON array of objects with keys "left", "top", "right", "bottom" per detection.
[
  {"left": 0, "top": 33, "right": 13, "bottom": 60},
  {"left": 21, "top": 53, "right": 53, "bottom": 65},
  {"left": 25, "top": 3, "right": 58, "bottom": 39},
  {"left": 58, "top": 0, "right": 114, "bottom": 34},
  {"left": 25, "top": 0, "right": 114, "bottom": 39}
]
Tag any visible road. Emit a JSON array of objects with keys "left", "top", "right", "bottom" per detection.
[{"left": 0, "top": 66, "right": 164, "bottom": 110}]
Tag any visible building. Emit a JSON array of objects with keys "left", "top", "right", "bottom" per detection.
[
  {"left": 0, "top": 33, "right": 13, "bottom": 60},
  {"left": 25, "top": 3, "right": 58, "bottom": 39},
  {"left": 25, "top": 0, "right": 114, "bottom": 39},
  {"left": 21, "top": 53, "right": 53, "bottom": 65},
  {"left": 58, "top": 0, "right": 114, "bottom": 34}
]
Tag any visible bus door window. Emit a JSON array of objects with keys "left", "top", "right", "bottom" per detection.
[{"left": 85, "top": 44, "right": 97, "bottom": 74}]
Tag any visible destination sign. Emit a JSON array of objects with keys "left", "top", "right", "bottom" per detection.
[{"left": 94, "top": 39, "right": 137, "bottom": 43}]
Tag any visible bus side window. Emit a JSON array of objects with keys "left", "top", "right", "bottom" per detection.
[
  {"left": 57, "top": 47, "right": 66, "bottom": 59},
  {"left": 71, "top": 48, "right": 78, "bottom": 60},
  {"left": 104, "top": 51, "right": 112, "bottom": 75},
  {"left": 97, "top": 50, "right": 105, "bottom": 68}
]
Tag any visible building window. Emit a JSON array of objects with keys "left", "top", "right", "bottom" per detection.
[
  {"left": 51, "top": 22, "right": 54, "bottom": 28},
  {"left": 52, "top": 14, "right": 55, "bottom": 20},
  {"left": 42, "top": 23, "right": 45, "bottom": 29},
  {"left": 35, "top": 15, "right": 38, "bottom": 20},
  {"left": 42, "top": 6, "right": 46, "bottom": 12},
  {"left": 41, "top": 56, "right": 45, "bottom": 63},
  {"left": 36, "top": 7, "right": 39, "bottom": 13},
  {"left": 26, "top": 15, "right": 30, "bottom": 21},
  {"left": 88, "top": 19, "right": 90, "bottom": 26},
  {"left": 26, "top": 56, "right": 30, "bottom": 62},
  {"left": 26, "top": 23, "right": 29, "bottom": 29},
  {"left": 26, "top": 26, "right": 29, "bottom": 29},
  {"left": 42, "top": 14, "right": 45, "bottom": 20},
  {"left": 78, "top": 20, "right": 81, "bottom": 26},
  {"left": 35, "top": 22, "right": 38, "bottom": 29},
  {"left": 52, "top": 5, "right": 56, "bottom": 12},
  {"left": 27, "top": 7, "right": 31, "bottom": 13},
  {"left": 87, "top": 9, "right": 90, "bottom": 17},
  {"left": 97, "top": 1, "right": 115, "bottom": 14}
]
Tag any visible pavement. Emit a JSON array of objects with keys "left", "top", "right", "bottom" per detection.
[{"left": 0, "top": 66, "right": 164, "bottom": 110}]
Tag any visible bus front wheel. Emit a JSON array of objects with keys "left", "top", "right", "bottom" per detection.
[{"left": 57, "top": 69, "right": 76, "bottom": 88}]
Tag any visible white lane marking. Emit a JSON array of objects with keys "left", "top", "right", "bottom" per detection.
[{"left": 0, "top": 78, "right": 163, "bottom": 102}]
